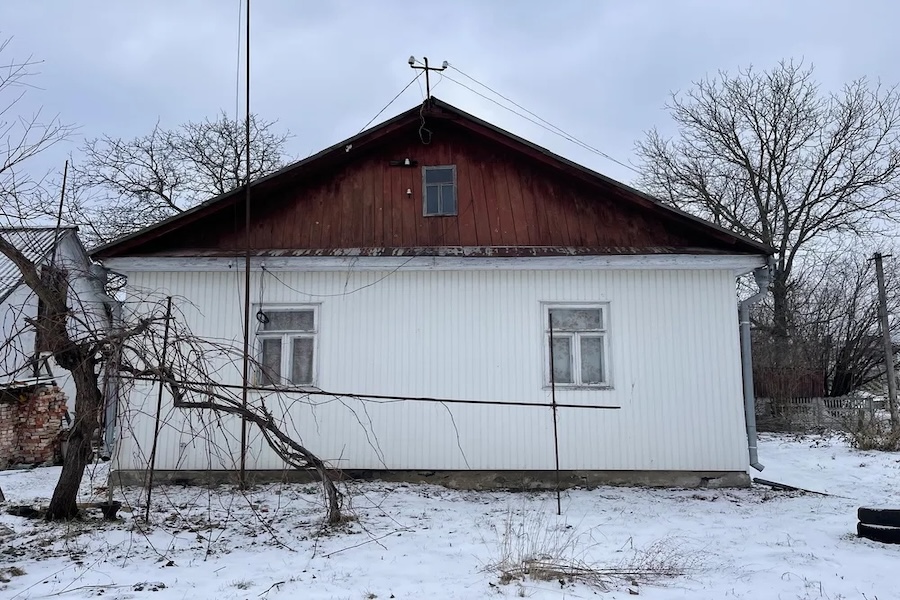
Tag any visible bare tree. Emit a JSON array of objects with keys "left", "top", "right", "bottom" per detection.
[
  {"left": 792, "top": 252, "right": 900, "bottom": 397},
  {"left": 636, "top": 62, "right": 900, "bottom": 339},
  {"left": 0, "top": 37, "right": 73, "bottom": 223},
  {"left": 0, "top": 246, "right": 343, "bottom": 522},
  {"left": 0, "top": 41, "right": 340, "bottom": 522},
  {"left": 114, "top": 305, "right": 342, "bottom": 523},
  {"left": 0, "top": 236, "right": 126, "bottom": 519},
  {"left": 60, "top": 111, "right": 289, "bottom": 246}
]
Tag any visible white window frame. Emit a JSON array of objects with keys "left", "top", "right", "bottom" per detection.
[
  {"left": 254, "top": 304, "right": 319, "bottom": 387},
  {"left": 422, "top": 165, "right": 458, "bottom": 216},
  {"left": 543, "top": 302, "right": 611, "bottom": 389}
]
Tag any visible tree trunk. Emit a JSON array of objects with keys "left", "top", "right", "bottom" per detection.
[
  {"left": 829, "top": 366, "right": 856, "bottom": 397},
  {"left": 46, "top": 361, "right": 101, "bottom": 520},
  {"left": 771, "top": 274, "right": 790, "bottom": 342}
]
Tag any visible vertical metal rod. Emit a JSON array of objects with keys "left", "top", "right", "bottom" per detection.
[
  {"left": 106, "top": 334, "right": 123, "bottom": 504},
  {"left": 238, "top": 0, "right": 252, "bottom": 489},
  {"left": 548, "top": 316, "right": 562, "bottom": 516},
  {"left": 874, "top": 252, "right": 899, "bottom": 428},
  {"left": 50, "top": 160, "right": 68, "bottom": 267},
  {"left": 145, "top": 295, "right": 173, "bottom": 521},
  {"left": 424, "top": 56, "right": 431, "bottom": 99}
]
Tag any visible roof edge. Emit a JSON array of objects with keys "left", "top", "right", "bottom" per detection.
[{"left": 91, "top": 96, "right": 774, "bottom": 259}]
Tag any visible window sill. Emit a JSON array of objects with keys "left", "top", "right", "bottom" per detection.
[
  {"left": 248, "top": 384, "right": 319, "bottom": 394},
  {"left": 542, "top": 384, "right": 613, "bottom": 391}
]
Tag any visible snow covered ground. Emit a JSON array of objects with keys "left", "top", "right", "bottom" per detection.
[{"left": 1, "top": 434, "right": 898, "bottom": 599}]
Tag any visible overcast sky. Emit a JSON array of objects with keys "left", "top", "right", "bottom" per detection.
[{"left": 3, "top": 0, "right": 900, "bottom": 188}]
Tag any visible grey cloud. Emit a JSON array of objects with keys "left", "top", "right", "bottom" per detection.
[{"left": 2, "top": 0, "right": 899, "bottom": 190}]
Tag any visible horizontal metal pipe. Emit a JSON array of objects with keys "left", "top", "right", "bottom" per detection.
[{"left": 120, "top": 374, "right": 621, "bottom": 411}]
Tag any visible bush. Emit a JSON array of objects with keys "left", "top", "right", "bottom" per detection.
[{"left": 841, "top": 411, "right": 900, "bottom": 451}]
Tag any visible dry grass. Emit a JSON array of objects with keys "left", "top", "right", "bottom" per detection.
[
  {"left": 841, "top": 412, "right": 900, "bottom": 451},
  {"left": 484, "top": 507, "right": 702, "bottom": 591}
]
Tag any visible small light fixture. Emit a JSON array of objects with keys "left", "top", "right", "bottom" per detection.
[
  {"left": 406, "top": 188, "right": 412, "bottom": 197},
  {"left": 404, "top": 157, "right": 410, "bottom": 166}
]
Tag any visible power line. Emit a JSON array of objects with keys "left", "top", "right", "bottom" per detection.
[
  {"left": 358, "top": 73, "right": 424, "bottom": 134},
  {"left": 444, "top": 66, "right": 640, "bottom": 176}
]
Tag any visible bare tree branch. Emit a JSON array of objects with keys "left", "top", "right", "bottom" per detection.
[
  {"left": 49, "top": 112, "right": 289, "bottom": 247},
  {"left": 636, "top": 61, "right": 900, "bottom": 338}
]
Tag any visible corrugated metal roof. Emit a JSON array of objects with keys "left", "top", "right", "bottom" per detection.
[{"left": 0, "top": 228, "right": 72, "bottom": 302}]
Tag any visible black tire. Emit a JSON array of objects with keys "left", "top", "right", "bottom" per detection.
[
  {"left": 857, "top": 522, "right": 900, "bottom": 544},
  {"left": 858, "top": 507, "right": 900, "bottom": 527}
]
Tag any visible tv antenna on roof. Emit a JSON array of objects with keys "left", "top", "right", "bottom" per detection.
[{"left": 408, "top": 56, "right": 448, "bottom": 99}]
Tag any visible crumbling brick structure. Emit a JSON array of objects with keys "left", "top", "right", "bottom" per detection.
[{"left": 0, "top": 385, "right": 67, "bottom": 468}]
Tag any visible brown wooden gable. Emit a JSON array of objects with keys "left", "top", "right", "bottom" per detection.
[{"left": 93, "top": 99, "right": 771, "bottom": 259}]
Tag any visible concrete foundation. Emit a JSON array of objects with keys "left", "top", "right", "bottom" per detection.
[{"left": 109, "top": 468, "right": 751, "bottom": 490}]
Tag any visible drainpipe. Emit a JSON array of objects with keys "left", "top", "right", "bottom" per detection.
[
  {"left": 739, "top": 260, "right": 772, "bottom": 472},
  {"left": 90, "top": 263, "right": 121, "bottom": 460}
]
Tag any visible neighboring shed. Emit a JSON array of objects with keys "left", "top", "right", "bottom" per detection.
[
  {"left": 0, "top": 227, "right": 116, "bottom": 466},
  {"left": 94, "top": 98, "right": 773, "bottom": 488}
]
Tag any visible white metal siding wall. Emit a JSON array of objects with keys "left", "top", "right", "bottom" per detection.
[{"left": 114, "top": 268, "right": 749, "bottom": 473}]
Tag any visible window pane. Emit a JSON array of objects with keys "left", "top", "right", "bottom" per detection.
[
  {"left": 550, "top": 336, "right": 573, "bottom": 384},
  {"left": 580, "top": 336, "right": 604, "bottom": 384},
  {"left": 260, "top": 310, "right": 314, "bottom": 332},
  {"left": 549, "top": 308, "right": 602, "bottom": 331},
  {"left": 425, "top": 185, "right": 441, "bottom": 215},
  {"left": 291, "top": 337, "right": 314, "bottom": 385},
  {"left": 425, "top": 167, "right": 453, "bottom": 184},
  {"left": 440, "top": 184, "right": 456, "bottom": 214},
  {"left": 260, "top": 338, "right": 282, "bottom": 385}
]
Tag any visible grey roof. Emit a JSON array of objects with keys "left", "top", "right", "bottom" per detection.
[{"left": 0, "top": 228, "right": 74, "bottom": 303}]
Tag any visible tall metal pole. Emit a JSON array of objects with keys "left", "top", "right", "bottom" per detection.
[
  {"left": 874, "top": 252, "right": 899, "bottom": 428},
  {"left": 50, "top": 160, "right": 68, "bottom": 267},
  {"left": 423, "top": 56, "right": 431, "bottom": 99},
  {"left": 239, "top": 0, "right": 252, "bottom": 488},
  {"left": 145, "top": 296, "right": 173, "bottom": 521},
  {"left": 548, "top": 317, "right": 562, "bottom": 516}
]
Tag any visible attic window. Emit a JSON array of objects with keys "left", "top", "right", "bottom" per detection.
[{"left": 423, "top": 165, "right": 457, "bottom": 216}]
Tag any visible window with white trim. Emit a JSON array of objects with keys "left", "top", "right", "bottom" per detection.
[
  {"left": 546, "top": 305, "right": 609, "bottom": 387},
  {"left": 256, "top": 307, "right": 317, "bottom": 386},
  {"left": 423, "top": 165, "right": 457, "bottom": 216}
]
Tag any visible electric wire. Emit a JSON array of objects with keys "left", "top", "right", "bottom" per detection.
[
  {"left": 443, "top": 66, "right": 640, "bottom": 176},
  {"left": 358, "top": 73, "right": 424, "bottom": 134}
]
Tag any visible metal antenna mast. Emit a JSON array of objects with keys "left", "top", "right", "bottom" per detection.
[
  {"left": 408, "top": 56, "right": 448, "bottom": 99},
  {"left": 239, "top": 0, "right": 252, "bottom": 488}
]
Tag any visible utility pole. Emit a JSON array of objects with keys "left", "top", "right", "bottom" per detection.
[
  {"left": 408, "top": 56, "right": 448, "bottom": 99},
  {"left": 873, "top": 252, "right": 899, "bottom": 429}
]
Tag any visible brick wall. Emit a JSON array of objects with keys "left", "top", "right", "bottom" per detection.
[{"left": 0, "top": 385, "right": 68, "bottom": 468}]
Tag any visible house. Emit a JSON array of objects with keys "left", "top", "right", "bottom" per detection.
[
  {"left": 93, "top": 98, "right": 772, "bottom": 489},
  {"left": 0, "top": 227, "right": 117, "bottom": 467}
]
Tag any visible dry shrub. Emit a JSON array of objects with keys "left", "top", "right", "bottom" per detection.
[
  {"left": 841, "top": 411, "right": 900, "bottom": 451},
  {"left": 484, "top": 507, "right": 702, "bottom": 591}
]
